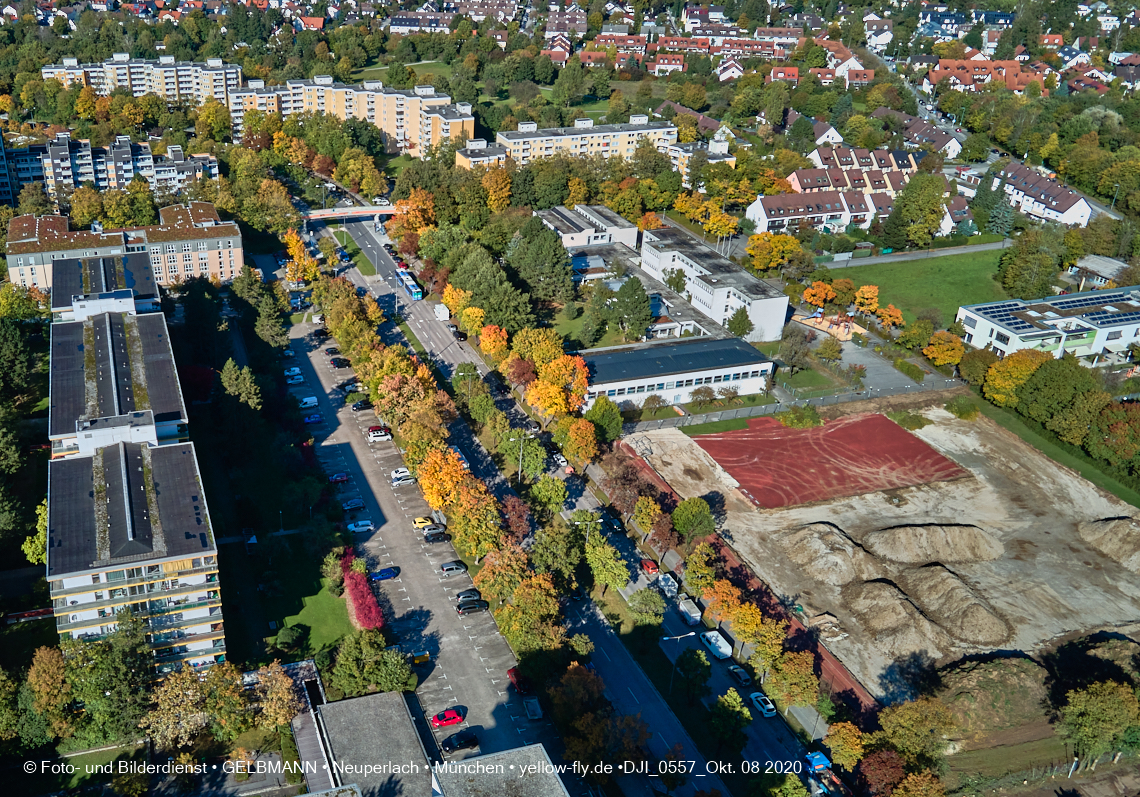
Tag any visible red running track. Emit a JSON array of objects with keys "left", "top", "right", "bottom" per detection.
[{"left": 694, "top": 414, "right": 967, "bottom": 509}]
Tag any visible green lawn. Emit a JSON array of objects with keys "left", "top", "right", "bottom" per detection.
[
  {"left": 835, "top": 250, "right": 1006, "bottom": 325},
  {"left": 779, "top": 367, "right": 833, "bottom": 390},
  {"left": 553, "top": 305, "right": 626, "bottom": 350},
  {"left": 538, "top": 88, "right": 611, "bottom": 117},
  {"left": 352, "top": 60, "right": 455, "bottom": 82},
  {"left": 333, "top": 230, "right": 376, "bottom": 277},
  {"left": 381, "top": 154, "right": 414, "bottom": 178},
  {"left": 18, "top": 745, "right": 145, "bottom": 795},
  {"left": 680, "top": 417, "right": 751, "bottom": 436}
]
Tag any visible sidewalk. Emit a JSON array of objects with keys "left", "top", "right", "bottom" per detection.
[{"left": 827, "top": 238, "right": 1013, "bottom": 269}]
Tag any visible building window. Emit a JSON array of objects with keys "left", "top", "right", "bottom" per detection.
[
  {"left": 995, "top": 332, "right": 1010, "bottom": 345},
  {"left": 616, "top": 388, "right": 626, "bottom": 395},
  {"left": 1108, "top": 331, "right": 1123, "bottom": 340},
  {"left": 166, "top": 245, "right": 175, "bottom": 253},
  {"left": 607, "top": 389, "right": 616, "bottom": 396},
  {"left": 91, "top": 574, "right": 101, "bottom": 584}
]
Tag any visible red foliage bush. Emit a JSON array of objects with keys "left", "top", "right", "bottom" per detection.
[{"left": 341, "top": 552, "right": 385, "bottom": 629}]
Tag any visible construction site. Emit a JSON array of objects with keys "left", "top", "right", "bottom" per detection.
[{"left": 628, "top": 401, "right": 1140, "bottom": 701}]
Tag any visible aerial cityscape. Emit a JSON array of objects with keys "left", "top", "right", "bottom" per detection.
[{"left": 1, "top": 1, "right": 1140, "bottom": 797}]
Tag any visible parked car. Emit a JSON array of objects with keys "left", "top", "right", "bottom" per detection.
[
  {"left": 303, "top": 413, "right": 323, "bottom": 424},
  {"left": 286, "top": 375, "right": 304, "bottom": 385},
  {"left": 424, "top": 531, "right": 451, "bottom": 544},
  {"left": 392, "top": 475, "right": 417, "bottom": 487},
  {"left": 728, "top": 665, "right": 752, "bottom": 687},
  {"left": 454, "top": 330, "right": 468, "bottom": 342},
  {"left": 440, "top": 729, "right": 478, "bottom": 754},
  {"left": 431, "top": 708, "right": 464, "bottom": 728},
  {"left": 455, "top": 588, "right": 481, "bottom": 602},
  {"left": 553, "top": 452, "right": 568, "bottom": 468},
  {"left": 507, "top": 667, "right": 530, "bottom": 693},
  {"left": 328, "top": 472, "right": 349, "bottom": 484},
  {"left": 412, "top": 516, "right": 437, "bottom": 528},
  {"left": 282, "top": 349, "right": 295, "bottom": 358},
  {"left": 356, "top": 287, "right": 367, "bottom": 297},
  {"left": 370, "top": 567, "right": 401, "bottom": 581},
  {"left": 284, "top": 367, "right": 302, "bottom": 377},
  {"left": 640, "top": 559, "right": 660, "bottom": 576},
  {"left": 456, "top": 599, "right": 489, "bottom": 616},
  {"left": 314, "top": 328, "right": 331, "bottom": 339},
  {"left": 324, "top": 347, "right": 341, "bottom": 356},
  {"left": 352, "top": 399, "right": 373, "bottom": 412},
  {"left": 749, "top": 691, "right": 777, "bottom": 717},
  {"left": 391, "top": 468, "right": 411, "bottom": 480},
  {"left": 419, "top": 524, "right": 445, "bottom": 534},
  {"left": 440, "top": 560, "right": 468, "bottom": 577},
  {"left": 342, "top": 498, "right": 365, "bottom": 511},
  {"left": 446, "top": 323, "right": 458, "bottom": 334},
  {"left": 367, "top": 426, "right": 392, "bottom": 442},
  {"left": 347, "top": 520, "right": 375, "bottom": 533},
  {"left": 330, "top": 358, "right": 351, "bottom": 369}
]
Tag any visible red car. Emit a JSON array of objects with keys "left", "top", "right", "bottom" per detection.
[
  {"left": 328, "top": 473, "right": 349, "bottom": 484},
  {"left": 431, "top": 708, "right": 464, "bottom": 728},
  {"left": 640, "top": 559, "right": 660, "bottom": 576}
]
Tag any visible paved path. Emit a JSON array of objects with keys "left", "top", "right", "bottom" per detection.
[{"left": 825, "top": 238, "right": 1012, "bottom": 268}]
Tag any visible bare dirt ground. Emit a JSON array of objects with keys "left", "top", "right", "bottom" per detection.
[{"left": 631, "top": 404, "right": 1140, "bottom": 702}]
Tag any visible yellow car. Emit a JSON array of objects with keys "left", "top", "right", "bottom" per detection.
[{"left": 412, "top": 516, "right": 435, "bottom": 529}]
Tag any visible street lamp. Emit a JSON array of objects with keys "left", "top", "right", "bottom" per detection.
[
  {"left": 569, "top": 515, "right": 602, "bottom": 544},
  {"left": 662, "top": 632, "right": 697, "bottom": 694},
  {"left": 1112, "top": 183, "right": 1121, "bottom": 213},
  {"left": 508, "top": 430, "right": 536, "bottom": 484}
]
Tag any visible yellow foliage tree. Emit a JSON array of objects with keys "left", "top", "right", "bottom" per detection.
[
  {"left": 854, "top": 284, "right": 879, "bottom": 315},
  {"left": 922, "top": 332, "right": 965, "bottom": 366},
  {"left": 803, "top": 281, "right": 837, "bottom": 307},
  {"left": 567, "top": 176, "right": 589, "bottom": 208},
  {"left": 418, "top": 447, "right": 470, "bottom": 510},
  {"left": 482, "top": 167, "right": 512, "bottom": 212},
  {"left": 982, "top": 348, "right": 1052, "bottom": 407},
  {"left": 824, "top": 722, "right": 865, "bottom": 771},
  {"left": 673, "top": 191, "right": 708, "bottom": 222},
  {"left": 283, "top": 229, "right": 320, "bottom": 282},
  {"left": 512, "top": 327, "right": 564, "bottom": 370},
  {"left": 876, "top": 303, "right": 905, "bottom": 329},
  {"left": 441, "top": 284, "right": 472, "bottom": 317},
  {"left": 704, "top": 210, "right": 739, "bottom": 239},
  {"left": 746, "top": 232, "right": 801, "bottom": 273},
  {"left": 526, "top": 379, "right": 569, "bottom": 420},
  {"left": 460, "top": 306, "right": 485, "bottom": 334}
]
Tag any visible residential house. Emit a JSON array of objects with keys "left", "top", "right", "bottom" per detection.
[
  {"left": 654, "top": 101, "right": 721, "bottom": 135},
  {"left": 992, "top": 160, "right": 1094, "bottom": 226},
  {"left": 809, "top": 67, "right": 836, "bottom": 86},
  {"left": 845, "top": 68, "right": 875, "bottom": 89},
  {"left": 717, "top": 56, "right": 744, "bottom": 82},
  {"left": 865, "top": 18, "right": 893, "bottom": 51},
  {"left": 767, "top": 65, "right": 799, "bottom": 85},
  {"left": 870, "top": 108, "right": 963, "bottom": 157},
  {"left": 454, "top": 138, "right": 509, "bottom": 169},
  {"left": 647, "top": 53, "right": 686, "bottom": 76},
  {"left": 1057, "top": 45, "right": 1091, "bottom": 71}
]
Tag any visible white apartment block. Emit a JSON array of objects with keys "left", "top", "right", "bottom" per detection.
[
  {"left": 228, "top": 78, "right": 474, "bottom": 156},
  {"left": 495, "top": 116, "right": 678, "bottom": 165},
  {"left": 640, "top": 227, "right": 789, "bottom": 342},
  {"left": 535, "top": 204, "right": 639, "bottom": 248},
  {"left": 40, "top": 132, "right": 218, "bottom": 197},
  {"left": 992, "top": 161, "right": 1094, "bottom": 227},
  {"left": 956, "top": 286, "right": 1140, "bottom": 360},
  {"left": 42, "top": 54, "right": 241, "bottom": 107},
  {"left": 6, "top": 203, "right": 243, "bottom": 291}
]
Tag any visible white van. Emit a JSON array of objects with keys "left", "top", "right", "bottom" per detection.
[{"left": 299, "top": 397, "right": 319, "bottom": 409}]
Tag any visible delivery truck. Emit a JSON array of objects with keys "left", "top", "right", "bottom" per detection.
[{"left": 677, "top": 596, "right": 702, "bottom": 626}]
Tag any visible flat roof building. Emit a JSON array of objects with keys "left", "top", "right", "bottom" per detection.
[
  {"left": 955, "top": 285, "right": 1140, "bottom": 360},
  {"left": 536, "top": 204, "right": 638, "bottom": 249},
  {"left": 454, "top": 139, "right": 509, "bottom": 169},
  {"left": 49, "top": 252, "right": 159, "bottom": 320},
  {"left": 41, "top": 54, "right": 241, "bottom": 108},
  {"left": 318, "top": 691, "right": 432, "bottom": 794},
  {"left": 639, "top": 227, "right": 789, "bottom": 341},
  {"left": 582, "top": 337, "right": 774, "bottom": 409},
  {"left": 496, "top": 116, "right": 677, "bottom": 166}
]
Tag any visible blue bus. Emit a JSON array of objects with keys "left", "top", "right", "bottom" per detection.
[{"left": 397, "top": 271, "right": 423, "bottom": 301}]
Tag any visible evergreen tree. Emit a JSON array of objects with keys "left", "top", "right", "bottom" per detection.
[
  {"left": 881, "top": 208, "right": 908, "bottom": 250},
  {"left": 987, "top": 198, "right": 1014, "bottom": 236},
  {"left": 612, "top": 279, "right": 652, "bottom": 341}
]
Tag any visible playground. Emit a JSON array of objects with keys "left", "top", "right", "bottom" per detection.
[
  {"left": 692, "top": 414, "right": 967, "bottom": 509},
  {"left": 629, "top": 402, "right": 1140, "bottom": 700},
  {"left": 792, "top": 312, "right": 867, "bottom": 341}
]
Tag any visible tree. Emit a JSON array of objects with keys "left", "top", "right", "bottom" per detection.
[
  {"left": 1086, "top": 401, "right": 1140, "bottom": 469},
  {"left": 1048, "top": 389, "right": 1111, "bottom": 446},
  {"left": 922, "top": 332, "right": 965, "bottom": 366},
  {"left": 664, "top": 267, "right": 687, "bottom": 293},
  {"left": 139, "top": 666, "right": 208, "bottom": 750},
  {"left": 1015, "top": 355, "right": 1100, "bottom": 425},
  {"left": 70, "top": 185, "right": 104, "bottom": 229},
  {"left": 876, "top": 304, "right": 905, "bottom": 329},
  {"left": 673, "top": 497, "right": 715, "bottom": 541},
  {"left": 709, "top": 688, "right": 752, "bottom": 752},
  {"left": 825, "top": 721, "right": 865, "bottom": 771},
  {"left": 612, "top": 278, "right": 652, "bottom": 341},
  {"left": 27, "top": 646, "right": 70, "bottom": 738},
  {"left": 0, "top": 666, "right": 17, "bottom": 742},
  {"left": 0, "top": 317, "right": 33, "bottom": 400},
  {"left": 704, "top": 579, "right": 742, "bottom": 627},
  {"left": 62, "top": 616, "right": 150, "bottom": 745},
  {"left": 1060, "top": 681, "right": 1140, "bottom": 759},
  {"left": 21, "top": 499, "right": 47, "bottom": 565},
  {"left": 982, "top": 349, "right": 1052, "bottom": 407},
  {"left": 816, "top": 337, "right": 842, "bottom": 363},
  {"left": 17, "top": 182, "right": 53, "bottom": 217},
  {"left": 256, "top": 660, "right": 301, "bottom": 729},
  {"left": 741, "top": 609, "right": 789, "bottom": 681},
  {"left": 999, "top": 232, "right": 1059, "bottom": 299},
  {"left": 331, "top": 630, "right": 416, "bottom": 697},
  {"left": 803, "top": 281, "right": 838, "bottom": 308},
  {"left": 691, "top": 385, "right": 717, "bottom": 408},
  {"left": 987, "top": 198, "right": 1014, "bottom": 236},
  {"left": 891, "top": 772, "right": 946, "bottom": 797},
  {"left": 685, "top": 542, "right": 717, "bottom": 597},
  {"left": 780, "top": 326, "right": 813, "bottom": 374},
  {"left": 482, "top": 167, "right": 512, "bottom": 212},
  {"left": 859, "top": 750, "right": 908, "bottom": 796},
  {"left": 473, "top": 544, "right": 530, "bottom": 601},
  {"left": 959, "top": 347, "right": 999, "bottom": 385},
  {"left": 854, "top": 284, "right": 879, "bottom": 316},
  {"left": 878, "top": 696, "right": 956, "bottom": 768},
  {"left": 220, "top": 358, "right": 262, "bottom": 410},
  {"left": 565, "top": 418, "right": 599, "bottom": 462},
  {"left": 767, "top": 650, "right": 818, "bottom": 707},
  {"left": 899, "top": 319, "right": 934, "bottom": 350},
  {"left": 628, "top": 588, "right": 666, "bottom": 625},
  {"left": 284, "top": 228, "right": 320, "bottom": 282},
  {"left": 585, "top": 535, "right": 629, "bottom": 596},
  {"left": 203, "top": 662, "right": 251, "bottom": 743},
  {"left": 585, "top": 396, "right": 623, "bottom": 444},
  {"left": 530, "top": 473, "right": 569, "bottom": 516},
  {"left": 675, "top": 648, "right": 712, "bottom": 703},
  {"left": 531, "top": 521, "right": 585, "bottom": 592},
  {"left": 747, "top": 232, "right": 802, "bottom": 273}
]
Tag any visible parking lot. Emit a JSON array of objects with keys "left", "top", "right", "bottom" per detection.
[{"left": 285, "top": 317, "right": 560, "bottom": 764}]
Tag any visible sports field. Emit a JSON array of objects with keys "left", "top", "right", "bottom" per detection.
[{"left": 693, "top": 414, "right": 967, "bottom": 508}]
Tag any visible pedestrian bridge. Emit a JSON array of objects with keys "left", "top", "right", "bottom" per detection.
[{"left": 303, "top": 205, "right": 397, "bottom": 221}]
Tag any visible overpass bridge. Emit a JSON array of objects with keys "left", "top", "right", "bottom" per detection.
[{"left": 303, "top": 205, "right": 397, "bottom": 222}]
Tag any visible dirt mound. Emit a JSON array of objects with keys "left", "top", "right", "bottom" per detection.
[
  {"left": 1078, "top": 518, "right": 1140, "bottom": 573},
  {"left": 862, "top": 525, "right": 1003, "bottom": 564},
  {"left": 939, "top": 657, "right": 1051, "bottom": 749},
  {"left": 779, "top": 524, "right": 886, "bottom": 586},
  {"left": 1087, "top": 638, "right": 1140, "bottom": 672},
  {"left": 844, "top": 580, "right": 950, "bottom": 655},
  {"left": 899, "top": 565, "right": 1010, "bottom": 646}
]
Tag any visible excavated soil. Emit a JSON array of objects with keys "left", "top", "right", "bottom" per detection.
[{"left": 633, "top": 404, "right": 1140, "bottom": 700}]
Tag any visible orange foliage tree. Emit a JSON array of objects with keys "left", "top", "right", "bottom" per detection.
[
  {"left": 638, "top": 211, "right": 665, "bottom": 231},
  {"left": 854, "top": 284, "right": 880, "bottom": 315},
  {"left": 417, "top": 447, "right": 469, "bottom": 510},
  {"left": 803, "top": 280, "right": 837, "bottom": 307},
  {"left": 876, "top": 303, "right": 905, "bottom": 329},
  {"left": 479, "top": 324, "right": 509, "bottom": 363},
  {"left": 704, "top": 579, "right": 742, "bottom": 626},
  {"left": 388, "top": 188, "right": 435, "bottom": 240},
  {"left": 565, "top": 418, "right": 599, "bottom": 462}
]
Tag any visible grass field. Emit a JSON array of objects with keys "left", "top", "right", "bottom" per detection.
[
  {"left": 19, "top": 745, "right": 145, "bottom": 794},
  {"left": 553, "top": 305, "right": 625, "bottom": 350},
  {"left": 539, "top": 88, "right": 611, "bottom": 117},
  {"left": 630, "top": 392, "right": 777, "bottom": 422},
  {"left": 680, "top": 417, "right": 751, "bottom": 436},
  {"left": 947, "top": 735, "right": 1068, "bottom": 779},
  {"left": 780, "top": 367, "right": 834, "bottom": 390},
  {"left": 381, "top": 154, "right": 414, "bottom": 178},
  {"left": 352, "top": 60, "right": 454, "bottom": 82},
  {"left": 835, "top": 250, "right": 1006, "bottom": 325},
  {"left": 333, "top": 230, "right": 376, "bottom": 277}
]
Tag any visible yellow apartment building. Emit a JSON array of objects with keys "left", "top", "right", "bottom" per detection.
[{"left": 494, "top": 115, "right": 678, "bottom": 165}]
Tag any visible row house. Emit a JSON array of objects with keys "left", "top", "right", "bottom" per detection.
[
  {"left": 715, "top": 34, "right": 804, "bottom": 61},
  {"left": 870, "top": 108, "right": 963, "bottom": 158},
  {"left": 767, "top": 65, "right": 799, "bottom": 85},
  {"left": 453, "top": 0, "right": 516, "bottom": 23},
  {"left": 994, "top": 161, "right": 1094, "bottom": 226},
  {"left": 691, "top": 24, "right": 745, "bottom": 46},
  {"left": 809, "top": 67, "right": 836, "bottom": 86},
  {"left": 846, "top": 69, "right": 875, "bottom": 89},
  {"left": 717, "top": 57, "right": 744, "bottom": 82},
  {"left": 746, "top": 189, "right": 857, "bottom": 233},
  {"left": 808, "top": 145, "right": 921, "bottom": 174},
  {"left": 545, "top": 9, "right": 587, "bottom": 39},
  {"left": 38, "top": 132, "right": 217, "bottom": 198},
  {"left": 922, "top": 58, "right": 1047, "bottom": 95},
  {"left": 42, "top": 54, "right": 241, "bottom": 108},
  {"left": 657, "top": 36, "right": 711, "bottom": 53},
  {"left": 495, "top": 116, "right": 677, "bottom": 166},
  {"left": 593, "top": 33, "right": 649, "bottom": 55},
  {"left": 228, "top": 78, "right": 473, "bottom": 157},
  {"left": 647, "top": 54, "right": 687, "bottom": 76},
  {"left": 940, "top": 195, "right": 975, "bottom": 235},
  {"left": 388, "top": 12, "right": 454, "bottom": 34},
  {"left": 682, "top": 4, "right": 725, "bottom": 31},
  {"left": 580, "top": 51, "right": 610, "bottom": 68},
  {"left": 788, "top": 166, "right": 909, "bottom": 196},
  {"left": 812, "top": 38, "right": 865, "bottom": 78}
]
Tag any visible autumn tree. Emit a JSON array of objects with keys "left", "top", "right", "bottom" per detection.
[
  {"left": 922, "top": 332, "right": 965, "bottom": 366},
  {"left": 256, "top": 660, "right": 302, "bottom": 729},
  {"left": 585, "top": 534, "right": 629, "bottom": 596},
  {"left": 736, "top": 606, "right": 788, "bottom": 679},
  {"left": 672, "top": 496, "right": 715, "bottom": 541},
  {"left": 1059, "top": 681, "right": 1140, "bottom": 759},
  {"left": 825, "top": 721, "right": 865, "bottom": 771},
  {"left": 564, "top": 418, "right": 599, "bottom": 462},
  {"left": 685, "top": 542, "right": 718, "bottom": 597},
  {"left": 472, "top": 544, "right": 530, "bottom": 601},
  {"left": 876, "top": 303, "right": 905, "bottom": 329},
  {"left": 27, "top": 646, "right": 70, "bottom": 738},
  {"left": 859, "top": 750, "right": 907, "bottom": 797},
  {"left": 747, "top": 232, "right": 802, "bottom": 273},
  {"left": 284, "top": 228, "right": 321, "bottom": 282},
  {"left": 139, "top": 666, "right": 209, "bottom": 750},
  {"left": 878, "top": 696, "right": 956, "bottom": 768},
  {"left": 482, "top": 166, "right": 512, "bottom": 212},
  {"left": 891, "top": 772, "right": 946, "bottom": 797},
  {"left": 854, "top": 284, "right": 879, "bottom": 316},
  {"left": 480, "top": 324, "right": 509, "bottom": 363},
  {"left": 982, "top": 348, "right": 1052, "bottom": 407},
  {"left": 958, "top": 347, "right": 999, "bottom": 385},
  {"left": 802, "top": 280, "right": 838, "bottom": 308},
  {"left": 203, "top": 662, "right": 251, "bottom": 743}
]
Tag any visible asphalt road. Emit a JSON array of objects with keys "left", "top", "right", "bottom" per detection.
[{"left": 283, "top": 321, "right": 563, "bottom": 772}]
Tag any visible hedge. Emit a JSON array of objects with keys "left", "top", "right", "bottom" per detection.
[
  {"left": 342, "top": 551, "right": 385, "bottom": 629},
  {"left": 893, "top": 359, "right": 925, "bottom": 383}
]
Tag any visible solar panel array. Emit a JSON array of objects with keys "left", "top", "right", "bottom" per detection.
[
  {"left": 1084, "top": 310, "right": 1140, "bottom": 327},
  {"left": 977, "top": 302, "right": 1036, "bottom": 333},
  {"left": 1050, "top": 292, "right": 1129, "bottom": 311}
]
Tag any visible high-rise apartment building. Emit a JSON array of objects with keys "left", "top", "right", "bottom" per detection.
[
  {"left": 41, "top": 54, "right": 241, "bottom": 107},
  {"left": 46, "top": 257, "right": 223, "bottom": 672},
  {"left": 6, "top": 203, "right": 244, "bottom": 290},
  {"left": 228, "top": 77, "right": 475, "bottom": 155},
  {"left": 41, "top": 132, "right": 218, "bottom": 197},
  {"left": 494, "top": 116, "right": 678, "bottom": 165}
]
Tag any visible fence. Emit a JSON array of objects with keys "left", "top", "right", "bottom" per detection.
[{"left": 621, "top": 378, "right": 965, "bottom": 434}]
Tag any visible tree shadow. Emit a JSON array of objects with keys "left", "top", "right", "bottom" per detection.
[
  {"left": 877, "top": 650, "right": 943, "bottom": 704},
  {"left": 1040, "top": 631, "right": 1138, "bottom": 711}
]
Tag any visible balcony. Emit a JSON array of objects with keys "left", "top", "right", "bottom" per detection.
[
  {"left": 57, "top": 592, "right": 221, "bottom": 633},
  {"left": 51, "top": 564, "right": 219, "bottom": 600}
]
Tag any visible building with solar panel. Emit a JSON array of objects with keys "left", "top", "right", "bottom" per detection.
[
  {"left": 45, "top": 304, "right": 224, "bottom": 672},
  {"left": 956, "top": 286, "right": 1140, "bottom": 360}
]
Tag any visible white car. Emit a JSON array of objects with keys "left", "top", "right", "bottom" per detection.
[
  {"left": 282, "top": 349, "right": 295, "bottom": 358},
  {"left": 391, "top": 467, "right": 411, "bottom": 480},
  {"left": 284, "top": 367, "right": 301, "bottom": 377},
  {"left": 750, "top": 691, "right": 777, "bottom": 717},
  {"left": 367, "top": 428, "right": 393, "bottom": 442},
  {"left": 373, "top": 196, "right": 391, "bottom": 206},
  {"left": 286, "top": 375, "right": 304, "bottom": 385},
  {"left": 347, "top": 520, "right": 375, "bottom": 533},
  {"left": 553, "top": 452, "right": 568, "bottom": 468}
]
